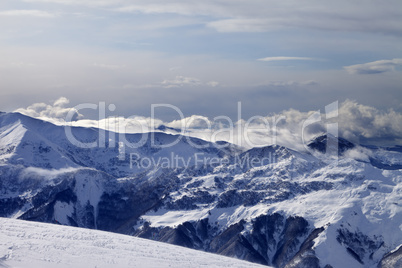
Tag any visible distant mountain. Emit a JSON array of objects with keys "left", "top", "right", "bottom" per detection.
[{"left": 0, "top": 112, "right": 401, "bottom": 268}]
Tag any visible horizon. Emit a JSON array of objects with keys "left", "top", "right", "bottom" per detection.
[
  {"left": 1, "top": 1, "right": 401, "bottom": 117},
  {"left": 1, "top": 1, "right": 402, "bottom": 148},
  {"left": 2, "top": 100, "right": 402, "bottom": 153}
]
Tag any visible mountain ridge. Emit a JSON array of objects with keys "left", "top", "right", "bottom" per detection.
[{"left": 0, "top": 112, "right": 401, "bottom": 268}]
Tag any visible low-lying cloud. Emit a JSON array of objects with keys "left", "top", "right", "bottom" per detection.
[
  {"left": 161, "top": 76, "right": 202, "bottom": 88},
  {"left": 344, "top": 59, "right": 402, "bottom": 75},
  {"left": 124, "top": 76, "right": 220, "bottom": 89},
  {"left": 258, "top": 57, "right": 316, "bottom": 62},
  {"left": 0, "top": 9, "right": 57, "bottom": 18},
  {"left": 14, "top": 97, "right": 402, "bottom": 150},
  {"left": 14, "top": 97, "right": 83, "bottom": 121},
  {"left": 15, "top": 0, "right": 402, "bottom": 35}
]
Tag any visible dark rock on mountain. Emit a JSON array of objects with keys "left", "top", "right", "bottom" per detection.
[
  {"left": 133, "top": 213, "right": 323, "bottom": 268},
  {"left": 308, "top": 134, "right": 355, "bottom": 155},
  {"left": 336, "top": 228, "right": 383, "bottom": 265},
  {"left": 285, "top": 227, "right": 325, "bottom": 268},
  {"left": 369, "top": 157, "right": 402, "bottom": 170}
]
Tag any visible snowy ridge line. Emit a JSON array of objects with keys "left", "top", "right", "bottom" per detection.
[{"left": 0, "top": 217, "right": 269, "bottom": 268}]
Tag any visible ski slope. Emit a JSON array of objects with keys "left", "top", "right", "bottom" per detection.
[{"left": 0, "top": 217, "right": 268, "bottom": 268}]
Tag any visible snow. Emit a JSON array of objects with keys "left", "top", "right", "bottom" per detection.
[
  {"left": 141, "top": 208, "right": 210, "bottom": 228},
  {"left": 53, "top": 201, "right": 74, "bottom": 225},
  {"left": 0, "top": 217, "right": 269, "bottom": 268},
  {"left": 314, "top": 227, "right": 359, "bottom": 268},
  {"left": 0, "top": 121, "right": 26, "bottom": 161},
  {"left": 74, "top": 172, "right": 104, "bottom": 228},
  {"left": 136, "top": 154, "right": 402, "bottom": 267}
]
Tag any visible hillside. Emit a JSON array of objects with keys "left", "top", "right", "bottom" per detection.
[{"left": 0, "top": 217, "right": 268, "bottom": 268}]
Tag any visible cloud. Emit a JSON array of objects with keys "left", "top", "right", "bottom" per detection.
[
  {"left": 344, "top": 59, "right": 402, "bottom": 75},
  {"left": 344, "top": 147, "right": 373, "bottom": 162},
  {"left": 161, "top": 76, "right": 202, "bottom": 88},
  {"left": 204, "top": 2, "right": 402, "bottom": 35},
  {"left": 15, "top": 97, "right": 83, "bottom": 121},
  {"left": 92, "top": 63, "right": 125, "bottom": 70},
  {"left": 53, "top": 96, "right": 69, "bottom": 107},
  {"left": 14, "top": 98, "right": 402, "bottom": 150},
  {"left": 0, "top": 10, "right": 57, "bottom": 18},
  {"left": 207, "top": 81, "right": 220, "bottom": 87},
  {"left": 127, "top": 76, "right": 219, "bottom": 89},
  {"left": 258, "top": 57, "right": 316, "bottom": 62},
  {"left": 115, "top": 4, "right": 198, "bottom": 16},
  {"left": 262, "top": 80, "right": 318, "bottom": 87},
  {"left": 167, "top": 115, "right": 211, "bottom": 129},
  {"left": 207, "top": 18, "right": 276, "bottom": 33},
  {"left": 336, "top": 100, "right": 402, "bottom": 145},
  {"left": 20, "top": 0, "right": 402, "bottom": 35}
]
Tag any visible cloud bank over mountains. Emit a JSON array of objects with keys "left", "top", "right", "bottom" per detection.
[
  {"left": 15, "top": 97, "right": 83, "bottom": 121},
  {"left": 1, "top": 0, "right": 401, "bottom": 133},
  {"left": 15, "top": 97, "right": 402, "bottom": 149}
]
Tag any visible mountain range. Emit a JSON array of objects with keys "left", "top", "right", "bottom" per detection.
[{"left": 0, "top": 112, "right": 401, "bottom": 268}]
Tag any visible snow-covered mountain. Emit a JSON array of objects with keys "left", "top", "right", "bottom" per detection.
[{"left": 0, "top": 112, "right": 401, "bottom": 268}]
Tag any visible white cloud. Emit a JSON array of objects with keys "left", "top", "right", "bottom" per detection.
[
  {"left": 14, "top": 98, "right": 402, "bottom": 150},
  {"left": 258, "top": 57, "right": 316, "bottom": 62},
  {"left": 207, "top": 18, "right": 276, "bottom": 33},
  {"left": 20, "top": 0, "right": 402, "bottom": 35},
  {"left": 161, "top": 76, "right": 202, "bottom": 88},
  {"left": 92, "top": 63, "right": 125, "bottom": 70},
  {"left": 167, "top": 115, "right": 211, "bottom": 129},
  {"left": 53, "top": 96, "right": 69, "bottom": 107},
  {"left": 344, "top": 59, "right": 402, "bottom": 75},
  {"left": 0, "top": 10, "right": 57, "bottom": 18},
  {"left": 207, "top": 81, "right": 219, "bottom": 87},
  {"left": 344, "top": 147, "right": 373, "bottom": 162},
  {"left": 124, "top": 77, "right": 220, "bottom": 89},
  {"left": 336, "top": 100, "right": 402, "bottom": 144},
  {"left": 21, "top": 0, "right": 114, "bottom": 6},
  {"left": 115, "top": 4, "right": 197, "bottom": 16},
  {"left": 15, "top": 97, "right": 83, "bottom": 121},
  {"left": 263, "top": 80, "right": 318, "bottom": 87}
]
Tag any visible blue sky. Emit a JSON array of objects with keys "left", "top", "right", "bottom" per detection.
[{"left": 1, "top": 0, "right": 402, "bottom": 121}]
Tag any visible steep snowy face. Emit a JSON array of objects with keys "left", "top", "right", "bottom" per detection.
[{"left": 0, "top": 112, "right": 401, "bottom": 268}]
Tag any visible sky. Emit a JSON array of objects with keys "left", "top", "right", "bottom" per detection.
[{"left": 1, "top": 0, "right": 402, "bottom": 146}]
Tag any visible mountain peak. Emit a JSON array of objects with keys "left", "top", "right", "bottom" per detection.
[{"left": 307, "top": 134, "right": 355, "bottom": 155}]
